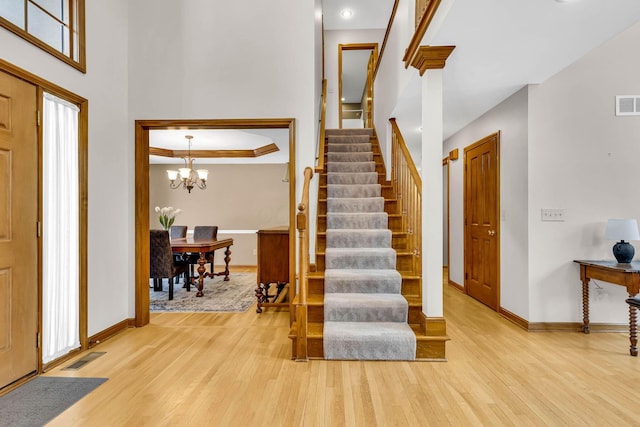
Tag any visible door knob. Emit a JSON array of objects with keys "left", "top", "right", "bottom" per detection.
[{"left": 487, "top": 230, "right": 496, "bottom": 236}]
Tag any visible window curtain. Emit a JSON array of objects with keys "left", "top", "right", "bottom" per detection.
[{"left": 42, "top": 92, "right": 80, "bottom": 364}]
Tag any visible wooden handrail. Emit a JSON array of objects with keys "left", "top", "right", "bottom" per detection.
[
  {"left": 389, "top": 119, "right": 422, "bottom": 279},
  {"left": 295, "top": 167, "right": 313, "bottom": 361},
  {"left": 389, "top": 118, "right": 422, "bottom": 188},
  {"left": 315, "top": 79, "right": 327, "bottom": 173},
  {"left": 373, "top": 0, "right": 399, "bottom": 80},
  {"left": 402, "top": 0, "right": 441, "bottom": 68}
]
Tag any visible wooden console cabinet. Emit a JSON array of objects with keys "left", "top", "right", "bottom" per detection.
[{"left": 255, "top": 226, "right": 289, "bottom": 313}]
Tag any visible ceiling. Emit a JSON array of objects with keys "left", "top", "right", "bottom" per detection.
[
  {"left": 323, "top": 0, "right": 394, "bottom": 30},
  {"left": 324, "top": 0, "right": 640, "bottom": 161},
  {"left": 150, "top": 1, "right": 640, "bottom": 166},
  {"left": 149, "top": 129, "right": 289, "bottom": 165}
]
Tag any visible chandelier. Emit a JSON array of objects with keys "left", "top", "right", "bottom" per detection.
[{"left": 166, "top": 135, "right": 209, "bottom": 193}]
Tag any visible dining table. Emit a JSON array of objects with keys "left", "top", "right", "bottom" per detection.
[{"left": 170, "top": 237, "right": 234, "bottom": 297}]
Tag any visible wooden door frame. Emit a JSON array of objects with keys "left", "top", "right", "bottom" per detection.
[
  {"left": 338, "top": 43, "right": 378, "bottom": 129},
  {"left": 463, "top": 132, "right": 500, "bottom": 309},
  {"left": 134, "top": 119, "right": 296, "bottom": 326},
  {"left": 0, "top": 59, "right": 89, "bottom": 377}
]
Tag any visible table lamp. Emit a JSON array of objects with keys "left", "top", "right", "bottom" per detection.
[{"left": 605, "top": 219, "right": 640, "bottom": 263}]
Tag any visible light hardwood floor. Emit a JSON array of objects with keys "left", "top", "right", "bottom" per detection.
[{"left": 45, "top": 271, "right": 639, "bottom": 426}]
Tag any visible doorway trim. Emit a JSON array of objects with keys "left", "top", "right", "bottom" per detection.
[
  {"left": 134, "top": 119, "right": 296, "bottom": 326},
  {"left": 338, "top": 43, "right": 378, "bottom": 129}
]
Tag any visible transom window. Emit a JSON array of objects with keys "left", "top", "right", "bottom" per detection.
[{"left": 0, "top": 0, "right": 85, "bottom": 72}]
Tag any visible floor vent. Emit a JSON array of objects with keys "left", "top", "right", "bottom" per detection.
[{"left": 62, "top": 352, "right": 106, "bottom": 370}]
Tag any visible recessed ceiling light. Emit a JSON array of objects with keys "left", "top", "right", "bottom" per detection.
[{"left": 340, "top": 9, "right": 353, "bottom": 19}]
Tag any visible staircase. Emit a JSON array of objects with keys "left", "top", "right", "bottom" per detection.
[{"left": 290, "top": 127, "right": 448, "bottom": 360}]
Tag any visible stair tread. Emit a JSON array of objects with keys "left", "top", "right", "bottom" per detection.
[
  {"left": 294, "top": 322, "right": 448, "bottom": 341},
  {"left": 308, "top": 271, "right": 420, "bottom": 279}
]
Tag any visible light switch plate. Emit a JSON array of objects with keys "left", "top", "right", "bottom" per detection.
[{"left": 541, "top": 208, "right": 565, "bottom": 221}]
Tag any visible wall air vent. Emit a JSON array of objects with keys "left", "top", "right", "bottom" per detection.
[{"left": 615, "top": 95, "right": 640, "bottom": 116}]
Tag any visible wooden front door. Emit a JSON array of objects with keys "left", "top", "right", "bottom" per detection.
[
  {"left": 0, "top": 71, "right": 38, "bottom": 387},
  {"left": 464, "top": 133, "right": 500, "bottom": 310}
]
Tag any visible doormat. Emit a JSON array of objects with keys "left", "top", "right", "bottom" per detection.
[{"left": 0, "top": 377, "right": 107, "bottom": 427}]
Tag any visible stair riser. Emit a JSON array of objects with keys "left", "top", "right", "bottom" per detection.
[
  {"left": 327, "top": 152, "right": 374, "bottom": 163},
  {"left": 318, "top": 199, "right": 396, "bottom": 215},
  {"left": 326, "top": 185, "right": 382, "bottom": 199},
  {"left": 323, "top": 322, "right": 416, "bottom": 360},
  {"left": 325, "top": 252, "right": 397, "bottom": 270},
  {"left": 319, "top": 172, "right": 387, "bottom": 186},
  {"left": 325, "top": 173, "right": 379, "bottom": 185},
  {"left": 327, "top": 136, "right": 371, "bottom": 144},
  {"left": 327, "top": 143, "right": 372, "bottom": 153},
  {"left": 326, "top": 152, "right": 382, "bottom": 164},
  {"left": 317, "top": 233, "right": 408, "bottom": 251},
  {"left": 324, "top": 199, "right": 385, "bottom": 214},
  {"left": 319, "top": 186, "right": 393, "bottom": 199},
  {"left": 294, "top": 335, "right": 447, "bottom": 360},
  {"left": 325, "top": 161, "right": 384, "bottom": 174},
  {"left": 325, "top": 214, "right": 388, "bottom": 230},
  {"left": 324, "top": 306, "right": 408, "bottom": 323},
  {"left": 307, "top": 276, "right": 419, "bottom": 298},
  {"left": 307, "top": 303, "right": 423, "bottom": 325},
  {"left": 327, "top": 162, "right": 376, "bottom": 173},
  {"left": 317, "top": 214, "right": 401, "bottom": 231},
  {"left": 325, "top": 232, "right": 391, "bottom": 249},
  {"left": 316, "top": 253, "right": 415, "bottom": 274},
  {"left": 325, "top": 128, "right": 373, "bottom": 137}
]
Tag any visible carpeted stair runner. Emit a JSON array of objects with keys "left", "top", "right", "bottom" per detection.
[{"left": 323, "top": 128, "right": 416, "bottom": 360}]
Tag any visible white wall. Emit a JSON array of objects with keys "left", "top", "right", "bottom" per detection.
[
  {"left": 0, "top": 1, "right": 131, "bottom": 336},
  {"left": 1, "top": 0, "right": 318, "bottom": 335},
  {"left": 443, "top": 87, "right": 530, "bottom": 318},
  {"left": 373, "top": 0, "right": 416, "bottom": 168},
  {"left": 528, "top": 21, "right": 640, "bottom": 324},
  {"left": 445, "top": 21, "right": 640, "bottom": 324},
  {"left": 324, "top": 29, "right": 385, "bottom": 129}
]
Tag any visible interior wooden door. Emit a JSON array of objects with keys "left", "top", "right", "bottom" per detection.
[
  {"left": 464, "top": 133, "right": 500, "bottom": 310},
  {"left": 0, "top": 70, "right": 38, "bottom": 387}
]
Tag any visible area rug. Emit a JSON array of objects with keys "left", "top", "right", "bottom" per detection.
[
  {"left": 0, "top": 377, "right": 107, "bottom": 427},
  {"left": 150, "top": 272, "right": 257, "bottom": 312}
]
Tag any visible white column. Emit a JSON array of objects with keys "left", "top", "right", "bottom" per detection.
[{"left": 421, "top": 69, "right": 444, "bottom": 317}]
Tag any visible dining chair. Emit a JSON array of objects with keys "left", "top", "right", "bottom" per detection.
[
  {"left": 170, "top": 225, "right": 187, "bottom": 239},
  {"left": 150, "top": 229, "right": 190, "bottom": 300},
  {"left": 186, "top": 226, "right": 218, "bottom": 279},
  {"left": 169, "top": 225, "right": 188, "bottom": 263}
]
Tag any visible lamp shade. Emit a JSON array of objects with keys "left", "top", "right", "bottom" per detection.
[
  {"left": 166, "top": 170, "right": 179, "bottom": 180},
  {"left": 605, "top": 219, "right": 640, "bottom": 241},
  {"left": 178, "top": 168, "right": 191, "bottom": 180},
  {"left": 196, "top": 169, "right": 209, "bottom": 181}
]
